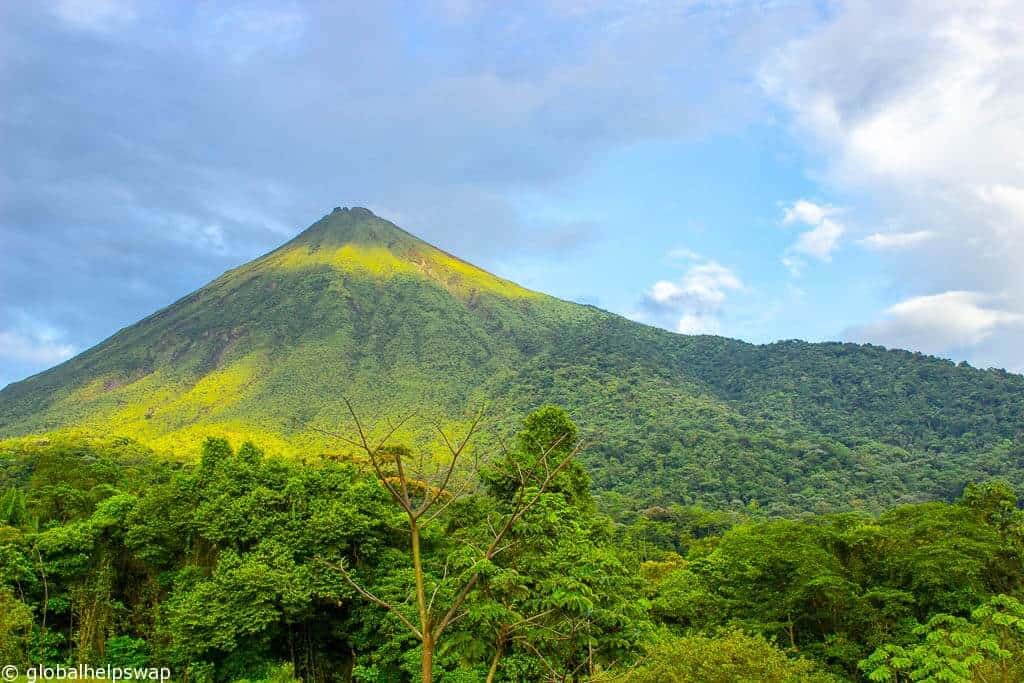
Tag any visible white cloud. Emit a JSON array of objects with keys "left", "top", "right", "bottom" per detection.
[
  {"left": 0, "top": 329, "right": 76, "bottom": 366},
  {"left": 977, "top": 184, "right": 1024, "bottom": 228},
  {"left": 650, "top": 262, "right": 743, "bottom": 308},
  {"left": 783, "top": 199, "right": 840, "bottom": 227},
  {"left": 793, "top": 218, "right": 843, "bottom": 261},
  {"left": 764, "top": 0, "right": 1024, "bottom": 367},
  {"left": 642, "top": 259, "right": 744, "bottom": 334},
  {"left": 675, "top": 312, "right": 720, "bottom": 335},
  {"left": 780, "top": 200, "right": 844, "bottom": 268},
  {"left": 860, "top": 230, "right": 936, "bottom": 250},
  {"left": 763, "top": 2, "right": 1024, "bottom": 188},
  {"left": 847, "top": 291, "right": 1024, "bottom": 355}
]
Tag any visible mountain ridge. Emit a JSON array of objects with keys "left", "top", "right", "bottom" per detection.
[{"left": 3, "top": 207, "right": 1023, "bottom": 514}]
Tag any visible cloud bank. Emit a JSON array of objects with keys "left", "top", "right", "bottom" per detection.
[
  {"left": 763, "top": 0, "right": 1024, "bottom": 370},
  {"left": 639, "top": 255, "right": 744, "bottom": 335},
  {"left": 780, "top": 200, "right": 844, "bottom": 273},
  {"left": 848, "top": 291, "right": 1024, "bottom": 359}
]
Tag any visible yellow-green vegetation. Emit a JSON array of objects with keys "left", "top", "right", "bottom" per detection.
[
  {"left": 166, "top": 352, "right": 264, "bottom": 415},
  {"left": 261, "top": 208, "right": 538, "bottom": 300},
  {"left": 615, "top": 629, "right": 842, "bottom": 682},
  {"left": 268, "top": 243, "right": 424, "bottom": 277},
  {"left": 266, "top": 242, "right": 536, "bottom": 300},
  {"left": 2, "top": 207, "right": 1024, "bottom": 516}
]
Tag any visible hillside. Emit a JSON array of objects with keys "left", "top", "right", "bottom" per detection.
[{"left": 2, "top": 207, "right": 1023, "bottom": 514}]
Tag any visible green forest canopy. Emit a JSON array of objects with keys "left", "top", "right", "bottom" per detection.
[{"left": 3, "top": 406, "right": 1024, "bottom": 682}]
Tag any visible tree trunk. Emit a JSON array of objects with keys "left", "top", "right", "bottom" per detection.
[
  {"left": 421, "top": 633, "right": 434, "bottom": 683},
  {"left": 485, "top": 636, "right": 505, "bottom": 683},
  {"left": 410, "top": 522, "right": 433, "bottom": 683}
]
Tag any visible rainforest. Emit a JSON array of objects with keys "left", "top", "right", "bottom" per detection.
[
  {"left": 2, "top": 210, "right": 1024, "bottom": 682},
  {"left": 3, "top": 417, "right": 1024, "bottom": 682}
]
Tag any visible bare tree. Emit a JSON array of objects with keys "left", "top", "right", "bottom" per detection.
[{"left": 311, "top": 398, "right": 584, "bottom": 683}]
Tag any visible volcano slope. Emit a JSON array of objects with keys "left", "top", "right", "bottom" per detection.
[{"left": 2, "top": 207, "right": 1023, "bottom": 514}]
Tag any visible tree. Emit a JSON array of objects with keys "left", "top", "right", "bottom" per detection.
[
  {"left": 1, "top": 487, "right": 28, "bottom": 528},
  {"left": 692, "top": 519, "right": 857, "bottom": 649},
  {"left": 452, "top": 410, "right": 648, "bottom": 681},
  {"left": 314, "top": 401, "right": 586, "bottom": 683},
  {"left": 614, "top": 629, "right": 840, "bottom": 683},
  {"left": 154, "top": 437, "right": 391, "bottom": 681},
  {"left": 0, "top": 587, "right": 34, "bottom": 664},
  {"left": 860, "top": 595, "right": 1024, "bottom": 683}
]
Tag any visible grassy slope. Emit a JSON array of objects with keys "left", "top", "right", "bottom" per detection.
[{"left": 2, "top": 208, "right": 1023, "bottom": 513}]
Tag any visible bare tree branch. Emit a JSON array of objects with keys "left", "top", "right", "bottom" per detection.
[
  {"left": 432, "top": 437, "right": 585, "bottom": 639},
  {"left": 338, "top": 397, "right": 417, "bottom": 513},
  {"left": 421, "top": 476, "right": 477, "bottom": 528},
  {"left": 392, "top": 447, "right": 413, "bottom": 511},
  {"left": 296, "top": 421, "right": 363, "bottom": 450},
  {"left": 518, "top": 639, "right": 561, "bottom": 682},
  {"left": 426, "top": 561, "right": 450, "bottom": 614},
  {"left": 318, "top": 557, "right": 423, "bottom": 640},
  {"left": 415, "top": 409, "right": 485, "bottom": 517}
]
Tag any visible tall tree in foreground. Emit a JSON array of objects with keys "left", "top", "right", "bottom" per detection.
[
  {"left": 478, "top": 407, "right": 647, "bottom": 681},
  {"left": 315, "top": 400, "right": 586, "bottom": 683}
]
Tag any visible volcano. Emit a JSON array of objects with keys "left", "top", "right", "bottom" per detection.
[{"left": 3, "top": 207, "right": 1023, "bottom": 513}]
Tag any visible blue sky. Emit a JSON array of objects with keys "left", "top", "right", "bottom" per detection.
[
  {"left": 2, "top": 0, "right": 1024, "bottom": 388},
  {"left": 502, "top": 129, "right": 884, "bottom": 344}
]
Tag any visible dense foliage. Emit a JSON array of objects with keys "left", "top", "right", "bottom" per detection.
[
  {"left": 2, "top": 209, "right": 1023, "bottom": 517},
  {"left": 4, "top": 404, "right": 1024, "bottom": 682}
]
